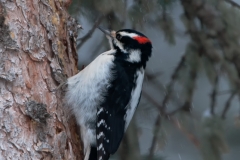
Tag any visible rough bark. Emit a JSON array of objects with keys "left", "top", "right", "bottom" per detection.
[{"left": 0, "top": 0, "right": 82, "bottom": 159}]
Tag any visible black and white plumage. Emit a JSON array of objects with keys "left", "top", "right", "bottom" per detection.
[{"left": 65, "top": 28, "right": 152, "bottom": 160}]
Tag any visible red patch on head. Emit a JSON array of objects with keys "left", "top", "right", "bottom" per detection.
[{"left": 133, "top": 36, "right": 151, "bottom": 44}]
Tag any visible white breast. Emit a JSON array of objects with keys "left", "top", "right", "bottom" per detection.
[
  {"left": 66, "top": 49, "right": 115, "bottom": 131},
  {"left": 124, "top": 68, "right": 144, "bottom": 130}
]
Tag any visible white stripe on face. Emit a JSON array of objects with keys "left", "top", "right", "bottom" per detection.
[
  {"left": 127, "top": 49, "right": 141, "bottom": 63},
  {"left": 118, "top": 31, "right": 138, "bottom": 38},
  {"left": 113, "top": 39, "right": 127, "bottom": 53}
]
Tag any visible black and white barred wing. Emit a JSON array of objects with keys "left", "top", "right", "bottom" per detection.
[{"left": 96, "top": 68, "right": 133, "bottom": 160}]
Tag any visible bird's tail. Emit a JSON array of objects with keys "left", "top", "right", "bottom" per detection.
[{"left": 89, "top": 147, "right": 97, "bottom": 160}]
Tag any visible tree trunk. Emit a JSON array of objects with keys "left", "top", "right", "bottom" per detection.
[{"left": 0, "top": 0, "right": 82, "bottom": 159}]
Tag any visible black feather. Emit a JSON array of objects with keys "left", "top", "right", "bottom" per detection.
[
  {"left": 89, "top": 147, "right": 97, "bottom": 160},
  {"left": 96, "top": 29, "right": 152, "bottom": 160},
  {"left": 96, "top": 55, "right": 141, "bottom": 160}
]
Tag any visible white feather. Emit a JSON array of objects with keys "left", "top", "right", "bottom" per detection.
[
  {"left": 97, "top": 108, "right": 104, "bottom": 115},
  {"left": 119, "top": 31, "right": 138, "bottom": 38},
  {"left": 66, "top": 49, "right": 116, "bottom": 150},
  {"left": 127, "top": 49, "right": 141, "bottom": 63},
  {"left": 112, "top": 33, "right": 141, "bottom": 63},
  {"left": 97, "top": 119, "right": 106, "bottom": 127},
  {"left": 98, "top": 143, "right": 103, "bottom": 150},
  {"left": 97, "top": 132, "right": 104, "bottom": 139},
  {"left": 113, "top": 39, "right": 127, "bottom": 53},
  {"left": 124, "top": 68, "right": 144, "bottom": 130}
]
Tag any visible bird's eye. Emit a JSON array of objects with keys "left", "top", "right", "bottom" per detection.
[{"left": 116, "top": 34, "right": 121, "bottom": 40}]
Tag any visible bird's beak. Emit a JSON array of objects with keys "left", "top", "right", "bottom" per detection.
[{"left": 97, "top": 26, "right": 115, "bottom": 39}]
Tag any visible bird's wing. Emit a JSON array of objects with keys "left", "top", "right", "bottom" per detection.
[{"left": 96, "top": 64, "right": 135, "bottom": 160}]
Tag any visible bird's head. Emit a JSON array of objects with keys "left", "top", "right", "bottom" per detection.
[{"left": 98, "top": 27, "right": 152, "bottom": 68}]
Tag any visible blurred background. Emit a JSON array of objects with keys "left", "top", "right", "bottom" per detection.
[{"left": 68, "top": 0, "right": 240, "bottom": 160}]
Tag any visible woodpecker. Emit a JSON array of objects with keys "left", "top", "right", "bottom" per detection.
[{"left": 65, "top": 27, "right": 152, "bottom": 160}]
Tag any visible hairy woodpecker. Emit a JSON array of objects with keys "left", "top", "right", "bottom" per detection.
[{"left": 65, "top": 27, "right": 152, "bottom": 160}]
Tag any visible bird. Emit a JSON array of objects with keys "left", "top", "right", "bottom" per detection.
[{"left": 65, "top": 27, "right": 152, "bottom": 160}]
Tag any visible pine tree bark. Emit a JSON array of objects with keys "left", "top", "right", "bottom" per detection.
[{"left": 0, "top": 0, "right": 82, "bottom": 159}]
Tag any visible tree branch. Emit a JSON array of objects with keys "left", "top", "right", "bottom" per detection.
[
  {"left": 148, "top": 115, "right": 161, "bottom": 160},
  {"left": 170, "top": 117, "right": 200, "bottom": 148},
  {"left": 143, "top": 55, "right": 188, "bottom": 158},
  {"left": 221, "top": 91, "right": 236, "bottom": 119},
  {"left": 225, "top": 0, "right": 240, "bottom": 9},
  {"left": 210, "top": 74, "right": 219, "bottom": 115},
  {"left": 77, "top": 15, "right": 105, "bottom": 49},
  {"left": 161, "top": 55, "right": 186, "bottom": 113}
]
